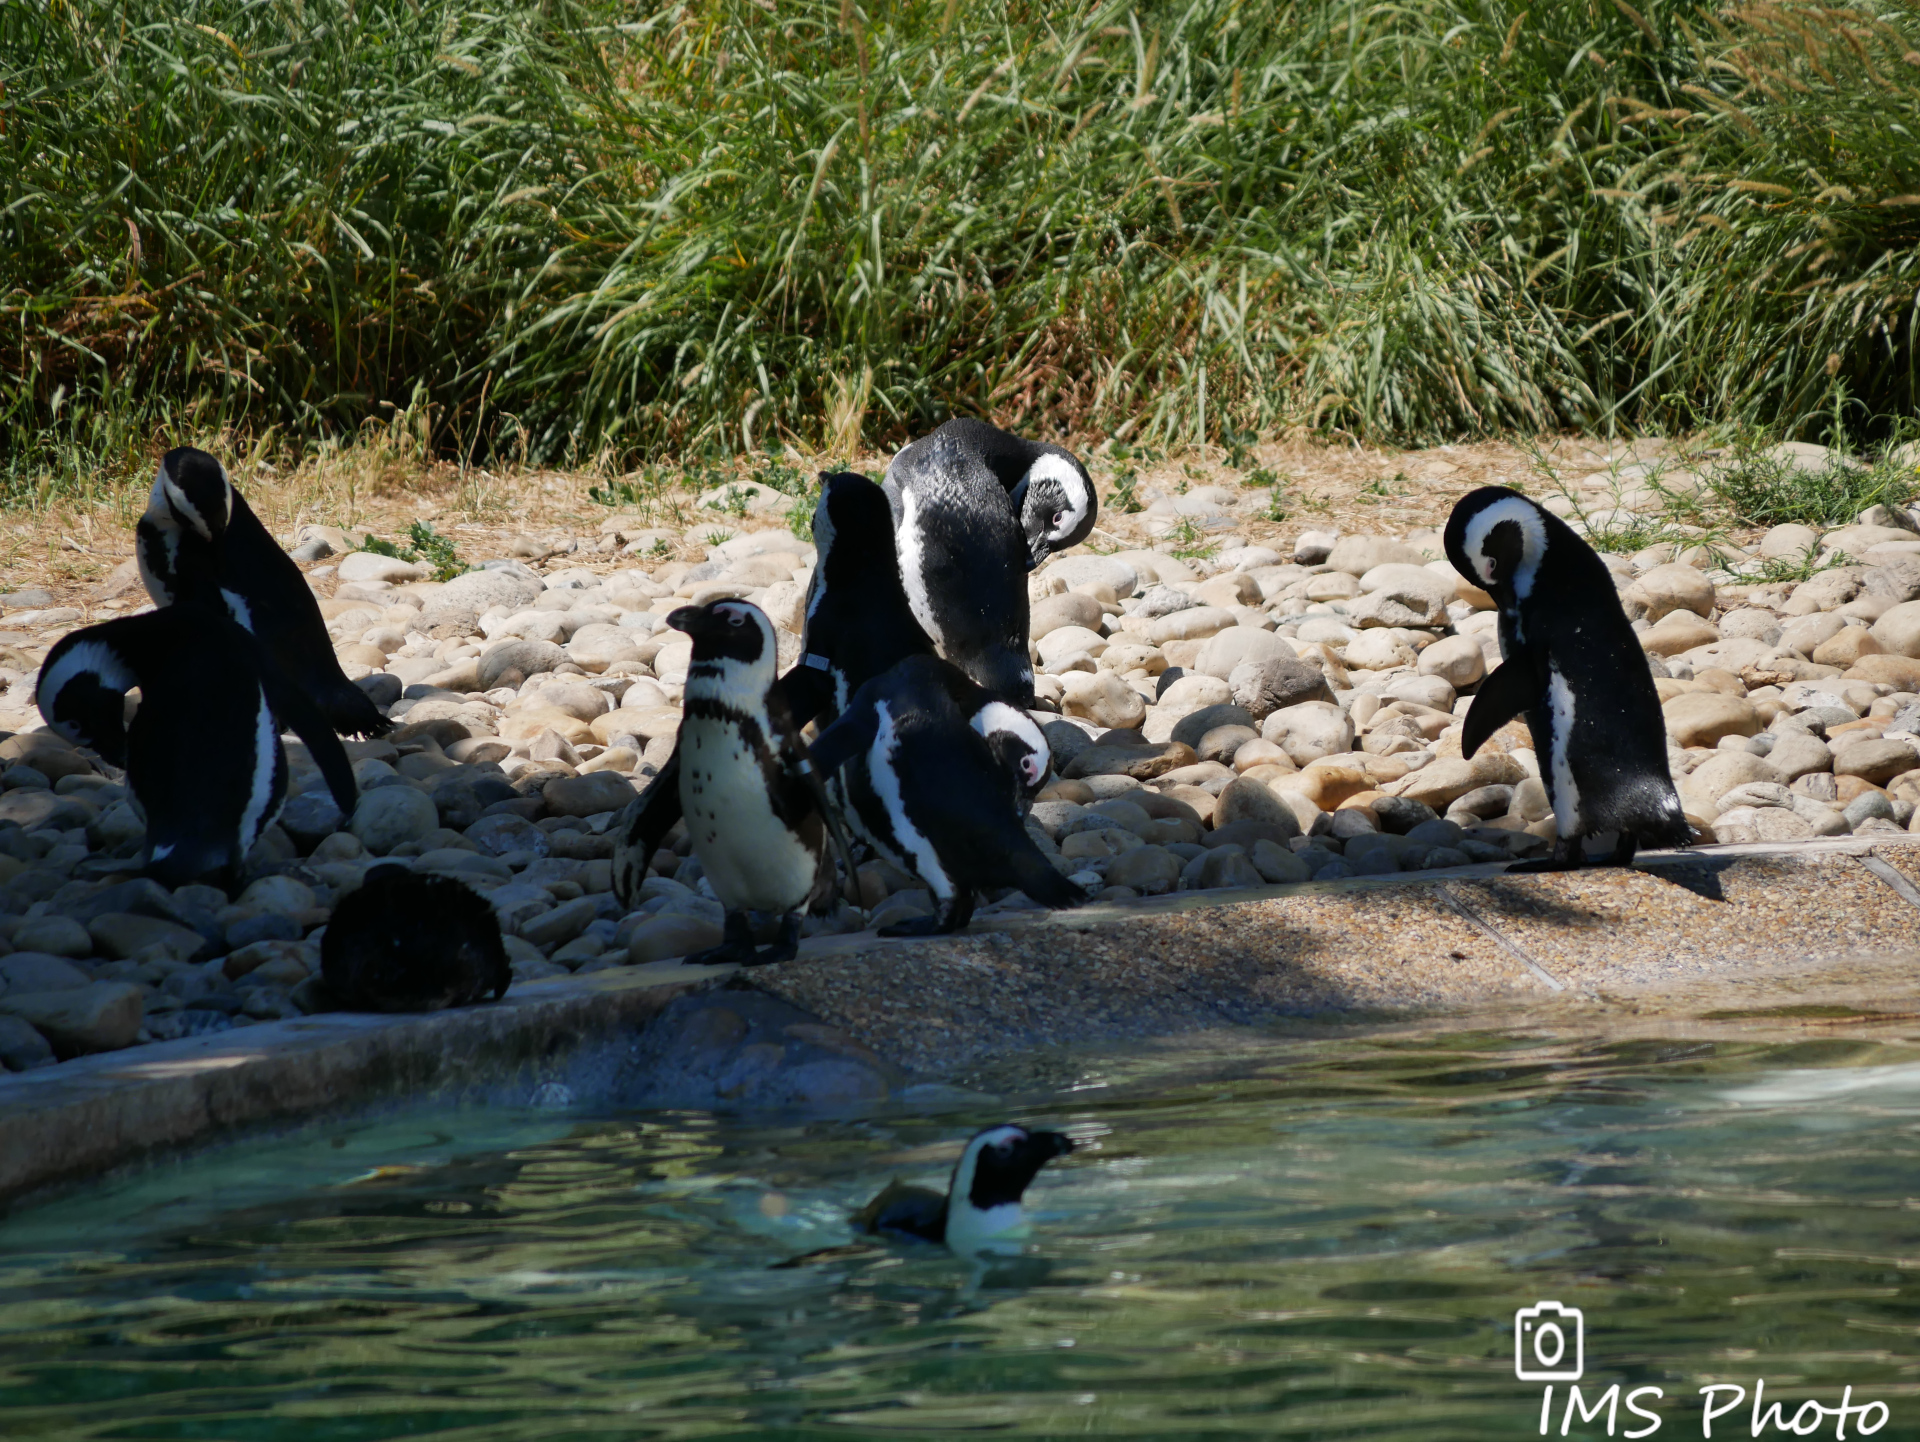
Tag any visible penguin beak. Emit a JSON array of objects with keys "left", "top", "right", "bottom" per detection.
[
  {"left": 667, "top": 605, "right": 718, "bottom": 640},
  {"left": 1027, "top": 1130, "right": 1074, "bottom": 1161}
]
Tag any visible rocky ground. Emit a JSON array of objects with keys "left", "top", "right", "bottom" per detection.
[{"left": 3, "top": 433, "right": 1920, "bottom": 1074}]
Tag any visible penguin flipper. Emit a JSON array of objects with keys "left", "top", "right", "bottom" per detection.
[
  {"left": 807, "top": 704, "right": 881, "bottom": 776},
  {"left": 776, "top": 662, "right": 836, "bottom": 732},
  {"left": 611, "top": 750, "right": 683, "bottom": 908},
  {"left": 1461, "top": 658, "right": 1543, "bottom": 760},
  {"left": 256, "top": 652, "right": 360, "bottom": 817}
]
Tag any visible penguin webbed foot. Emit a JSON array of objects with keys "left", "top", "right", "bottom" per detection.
[
  {"left": 1504, "top": 837, "right": 1585, "bottom": 875},
  {"left": 684, "top": 911, "right": 802, "bottom": 967},
  {"left": 878, "top": 891, "right": 974, "bottom": 938}
]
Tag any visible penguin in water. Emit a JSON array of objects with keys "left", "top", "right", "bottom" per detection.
[
  {"left": 1444, "top": 486, "right": 1692, "bottom": 870},
  {"left": 36, "top": 604, "right": 360, "bottom": 889},
  {"left": 853, "top": 1124, "right": 1075, "bottom": 1255},
  {"left": 669, "top": 598, "right": 853, "bottom": 965},
  {"left": 137, "top": 446, "right": 392, "bottom": 738},
  {"left": 611, "top": 473, "right": 1050, "bottom": 902},
  {"left": 884, "top": 423, "right": 1053, "bottom": 704},
  {"left": 321, "top": 864, "right": 510, "bottom": 1011},
  {"left": 807, "top": 653, "right": 1086, "bottom": 935},
  {"left": 917, "top": 418, "right": 1098, "bottom": 567}
]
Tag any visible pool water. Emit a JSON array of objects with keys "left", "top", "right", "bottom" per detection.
[{"left": 3, "top": 1027, "right": 1918, "bottom": 1440}]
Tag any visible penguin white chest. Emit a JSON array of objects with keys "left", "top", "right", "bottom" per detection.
[
  {"left": 893, "top": 490, "right": 945, "bottom": 650},
  {"left": 678, "top": 717, "right": 818, "bottom": 913},
  {"left": 1546, "top": 666, "right": 1583, "bottom": 836}
]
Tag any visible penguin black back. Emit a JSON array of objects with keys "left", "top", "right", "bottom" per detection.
[
  {"left": 37, "top": 604, "right": 360, "bottom": 889},
  {"left": 321, "top": 865, "right": 510, "bottom": 1011},
  {"left": 139, "top": 446, "right": 392, "bottom": 738},
  {"left": 789, "top": 470, "right": 939, "bottom": 724},
  {"left": 1444, "top": 486, "right": 1689, "bottom": 866},
  {"left": 883, "top": 428, "right": 1037, "bottom": 705},
  {"left": 920, "top": 418, "right": 1097, "bottom": 567},
  {"left": 853, "top": 1124, "right": 1075, "bottom": 1251},
  {"left": 808, "top": 653, "right": 1084, "bottom": 934}
]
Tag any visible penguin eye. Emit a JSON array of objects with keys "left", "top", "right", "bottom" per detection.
[
  {"left": 1051, "top": 510, "right": 1066, "bottom": 527},
  {"left": 725, "top": 610, "right": 746, "bottom": 627}
]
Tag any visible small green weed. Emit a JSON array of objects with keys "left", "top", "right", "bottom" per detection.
[
  {"left": 1165, "top": 517, "right": 1218, "bottom": 561},
  {"left": 360, "top": 521, "right": 469, "bottom": 582},
  {"left": 1702, "top": 447, "right": 1917, "bottom": 530},
  {"left": 1108, "top": 467, "right": 1144, "bottom": 515}
]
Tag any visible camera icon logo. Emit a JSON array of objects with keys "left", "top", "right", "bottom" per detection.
[{"left": 1515, "top": 1301, "right": 1584, "bottom": 1381}]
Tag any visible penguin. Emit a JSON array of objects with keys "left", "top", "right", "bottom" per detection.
[
  {"left": 613, "top": 473, "right": 1052, "bottom": 903},
  {"left": 36, "top": 604, "right": 360, "bottom": 889},
  {"left": 137, "top": 446, "right": 392, "bottom": 738},
  {"left": 321, "top": 864, "right": 510, "bottom": 1011},
  {"left": 915, "top": 418, "right": 1097, "bottom": 567},
  {"left": 853, "top": 1124, "right": 1075, "bottom": 1254},
  {"left": 669, "top": 598, "right": 850, "bottom": 965},
  {"left": 1444, "top": 486, "right": 1692, "bottom": 870},
  {"left": 806, "top": 653, "right": 1087, "bottom": 935},
  {"left": 883, "top": 424, "right": 1044, "bottom": 704}
]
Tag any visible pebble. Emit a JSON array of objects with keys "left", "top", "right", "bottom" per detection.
[{"left": 4, "top": 482, "right": 1919, "bottom": 1075}]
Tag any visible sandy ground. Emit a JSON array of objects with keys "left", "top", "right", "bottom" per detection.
[{"left": 0, "top": 431, "right": 1675, "bottom": 610}]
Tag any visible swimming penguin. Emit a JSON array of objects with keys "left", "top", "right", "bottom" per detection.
[
  {"left": 807, "top": 654, "right": 1086, "bottom": 935},
  {"left": 1444, "top": 486, "right": 1691, "bottom": 869},
  {"left": 321, "top": 864, "right": 510, "bottom": 1011},
  {"left": 612, "top": 472, "right": 939, "bottom": 907},
  {"left": 669, "top": 598, "right": 850, "bottom": 965},
  {"left": 854, "top": 1124, "right": 1075, "bottom": 1254},
  {"left": 36, "top": 605, "right": 360, "bottom": 889},
  {"left": 137, "top": 446, "right": 392, "bottom": 738},
  {"left": 883, "top": 424, "right": 1042, "bottom": 704}
]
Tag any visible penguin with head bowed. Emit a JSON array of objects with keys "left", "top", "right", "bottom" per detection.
[
  {"left": 915, "top": 418, "right": 1097, "bottom": 568},
  {"left": 669, "top": 598, "right": 855, "bottom": 965},
  {"left": 321, "top": 864, "right": 510, "bottom": 1012},
  {"left": 807, "top": 653, "right": 1085, "bottom": 936},
  {"left": 853, "top": 1124, "right": 1076, "bottom": 1255},
  {"left": 883, "top": 423, "right": 1051, "bottom": 705},
  {"left": 611, "top": 471, "right": 940, "bottom": 906},
  {"left": 1445, "top": 485, "right": 1691, "bottom": 870},
  {"left": 37, "top": 604, "right": 360, "bottom": 890},
  {"left": 138, "top": 446, "right": 392, "bottom": 738}
]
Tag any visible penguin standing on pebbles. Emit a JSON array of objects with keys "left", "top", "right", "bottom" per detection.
[
  {"left": 807, "top": 653, "right": 1086, "bottom": 935},
  {"left": 883, "top": 423, "right": 1065, "bottom": 705},
  {"left": 613, "top": 472, "right": 1051, "bottom": 904},
  {"left": 36, "top": 605, "right": 360, "bottom": 889},
  {"left": 669, "top": 598, "right": 851, "bottom": 965},
  {"left": 137, "top": 446, "right": 392, "bottom": 738},
  {"left": 854, "top": 1124, "right": 1075, "bottom": 1254},
  {"left": 322, "top": 865, "right": 510, "bottom": 1011},
  {"left": 1445, "top": 486, "right": 1691, "bottom": 869}
]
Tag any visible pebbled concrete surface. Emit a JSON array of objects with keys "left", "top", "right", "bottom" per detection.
[{"left": 4, "top": 836, "right": 1919, "bottom": 1208}]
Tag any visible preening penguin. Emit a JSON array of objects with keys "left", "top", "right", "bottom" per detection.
[
  {"left": 138, "top": 446, "right": 392, "bottom": 738},
  {"left": 807, "top": 653, "right": 1085, "bottom": 935},
  {"left": 670, "top": 598, "right": 849, "bottom": 965},
  {"left": 321, "top": 864, "right": 510, "bottom": 1011},
  {"left": 853, "top": 1124, "right": 1075, "bottom": 1255},
  {"left": 883, "top": 424, "right": 1040, "bottom": 705},
  {"left": 37, "top": 605, "right": 359, "bottom": 888},
  {"left": 1444, "top": 486, "right": 1691, "bottom": 869},
  {"left": 915, "top": 418, "right": 1097, "bottom": 567}
]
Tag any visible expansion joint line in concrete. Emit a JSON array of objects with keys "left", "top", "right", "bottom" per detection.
[
  {"left": 1435, "top": 884, "right": 1567, "bottom": 993},
  {"left": 1855, "top": 854, "right": 1920, "bottom": 913}
]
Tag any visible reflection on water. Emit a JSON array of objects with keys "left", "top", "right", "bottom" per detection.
[{"left": 3, "top": 1030, "right": 1919, "bottom": 1440}]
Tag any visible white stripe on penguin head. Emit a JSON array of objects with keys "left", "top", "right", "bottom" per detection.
[
  {"left": 971, "top": 699, "right": 1050, "bottom": 789},
  {"left": 1460, "top": 494, "right": 1548, "bottom": 599},
  {"left": 1025, "top": 454, "right": 1091, "bottom": 544}
]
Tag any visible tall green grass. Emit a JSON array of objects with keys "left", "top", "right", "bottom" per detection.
[{"left": 4, "top": 0, "right": 1918, "bottom": 503}]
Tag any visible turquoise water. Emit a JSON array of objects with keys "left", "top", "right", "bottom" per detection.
[{"left": 3, "top": 1028, "right": 1919, "bottom": 1440}]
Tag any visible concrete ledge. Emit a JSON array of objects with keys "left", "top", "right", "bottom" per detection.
[
  {"left": 5, "top": 836, "right": 1920, "bottom": 1207},
  {"left": 0, "top": 960, "right": 725, "bottom": 1206}
]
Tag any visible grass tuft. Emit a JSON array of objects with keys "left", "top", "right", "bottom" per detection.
[{"left": 5, "top": 0, "right": 1919, "bottom": 506}]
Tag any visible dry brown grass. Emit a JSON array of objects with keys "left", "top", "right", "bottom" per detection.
[{"left": 0, "top": 432, "right": 1682, "bottom": 615}]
